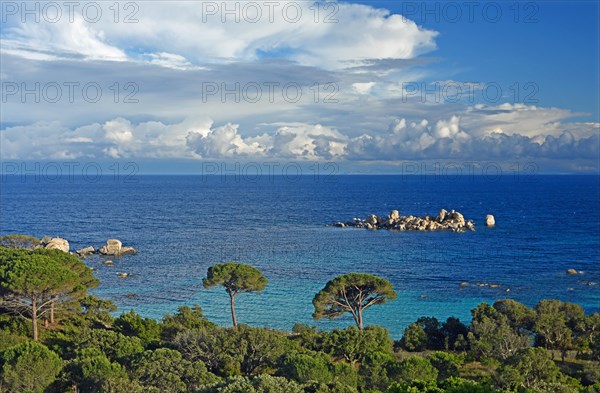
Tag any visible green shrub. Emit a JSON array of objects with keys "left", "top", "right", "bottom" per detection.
[{"left": 0, "top": 341, "right": 62, "bottom": 393}]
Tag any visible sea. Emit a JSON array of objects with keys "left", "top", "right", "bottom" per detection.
[{"left": 1, "top": 174, "right": 599, "bottom": 338}]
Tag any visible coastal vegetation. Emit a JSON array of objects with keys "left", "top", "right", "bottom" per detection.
[
  {"left": 0, "top": 242, "right": 599, "bottom": 393},
  {"left": 312, "top": 273, "right": 397, "bottom": 330},
  {"left": 202, "top": 262, "right": 268, "bottom": 328}
]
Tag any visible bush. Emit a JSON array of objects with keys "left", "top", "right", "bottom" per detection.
[
  {"left": 68, "top": 347, "right": 129, "bottom": 391},
  {"left": 131, "top": 348, "right": 220, "bottom": 392},
  {"left": 497, "top": 347, "right": 576, "bottom": 393},
  {"left": 402, "top": 323, "right": 427, "bottom": 352},
  {"left": 395, "top": 356, "right": 438, "bottom": 384},
  {"left": 0, "top": 341, "right": 62, "bottom": 393},
  {"left": 427, "top": 351, "right": 462, "bottom": 381},
  {"left": 161, "top": 305, "right": 214, "bottom": 341},
  {"left": 201, "top": 374, "right": 303, "bottom": 393},
  {"left": 75, "top": 329, "right": 144, "bottom": 364},
  {"left": 279, "top": 351, "right": 333, "bottom": 384},
  {"left": 359, "top": 351, "right": 395, "bottom": 391},
  {"left": 322, "top": 326, "right": 393, "bottom": 364},
  {"left": 114, "top": 310, "right": 162, "bottom": 347}
]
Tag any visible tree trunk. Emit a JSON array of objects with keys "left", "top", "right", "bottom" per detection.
[
  {"left": 357, "top": 310, "right": 364, "bottom": 330},
  {"left": 230, "top": 294, "right": 238, "bottom": 328},
  {"left": 32, "top": 298, "right": 38, "bottom": 341},
  {"left": 50, "top": 298, "right": 55, "bottom": 324}
]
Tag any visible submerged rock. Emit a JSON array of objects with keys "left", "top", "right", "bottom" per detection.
[
  {"left": 334, "top": 209, "right": 475, "bottom": 232},
  {"left": 566, "top": 269, "right": 579, "bottom": 275}
]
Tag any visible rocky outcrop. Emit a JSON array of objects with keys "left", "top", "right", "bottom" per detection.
[
  {"left": 99, "top": 239, "right": 137, "bottom": 256},
  {"left": 76, "top": 246, "right": 95, "bottom": 256},
  {"left": 41, "top": 237, "right": 70, "bottom": 252},
  {"left": 334, "top": 209, "right": 475, "bottom": 232},
  {"left": 485, "top": 214, "right": 495, "bottom": 227},
  {"left": 99, "top": 239, "right": 122, "bottom": 255},
  {"left": 119, "top": 246, "right": 137, "bottom": 255}
]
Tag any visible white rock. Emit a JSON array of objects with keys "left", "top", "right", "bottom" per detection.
[
  {"left": 485, "top": 214, "right": 495, "bottom": 227},
  {"left": 99, "top": 239, "right": 122, "bottom": 255},
  {"left": 43, "top": 237, "right": 70, "bottom": 253},
  {"left": 76, "top": 246, "right": 95, "bottom": 255},
  {"left": 366, "top": 214, "right": 378, "bottom": 225}
]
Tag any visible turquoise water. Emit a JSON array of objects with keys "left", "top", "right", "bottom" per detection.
[{"left": 1, "top": 175, "right": 598, "bottom": 337}]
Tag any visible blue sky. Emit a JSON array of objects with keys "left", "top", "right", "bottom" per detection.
[
  {"left": 1, "top": 1, "right": 598, "bottom": 173},
  {"left": 355, "top": 0, "right": 599, "bottom": 119}
]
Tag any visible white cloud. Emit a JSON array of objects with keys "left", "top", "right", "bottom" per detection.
[
  {"left": 1, "top": 1, "right": 437, "bottom": 69},
  {"left": 2, "top": 111, "right": 597, "bottom": 170},
  {"left": 103, "top": 118, "right": 134, "bottom": 144},
  {"left": 2, "top": 16, "right": 127, "bottom": 61},
  {"left": 352, "top": 82, "right": 376, "bottom": 94},
  {"left": 186, "top": 123, "right": 268, "bottom": 158},
  {"left": 0, "top": 2, "right": 597, "bottom": 173},
  {"left": 463, "top": 103, "right": 589, "bottom": 138},
  {"left": 144, "top": 52, "right": 194, "bottom": 70}
]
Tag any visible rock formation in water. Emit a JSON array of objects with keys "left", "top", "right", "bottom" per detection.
[
  {"left": 334, "top": 209, "right": 475, "bottom": 232},
  {"left": 98, "top": 239, "right": 137, "bottom": 256},
  {"left": 41, "top": 236, "right": 70, "bottom": 252}
]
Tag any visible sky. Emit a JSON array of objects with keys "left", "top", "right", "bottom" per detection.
[{"left": 0, "top": 0, "right": 599, "bottom": 174}]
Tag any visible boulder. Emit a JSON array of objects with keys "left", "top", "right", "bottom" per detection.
[
  {"left": 389, "top": 210, "right": 400, "bottom": 221},
  {"left": 366, "top": 214, "right": 378, "bottom": 225},
  {"left": 76, "top": 246, "right": 95, "bottom": 255},
  {"left": 42, "top": 237, "right": 69, "bottom": 253},
  {"left": 119, "top": 246, "right": 137, "bottom": 255},
  {"left": 566, "top": 269, "right": 579, "bottom": 275},
  {"left": 450, "top": 211, "right": 465, "bottom": 224},
  {"left": 99, "top": 239, "right": 123, "bottom": 256},
  {"left": 485, "top": 214, "right": 495, "bottom": 227}
]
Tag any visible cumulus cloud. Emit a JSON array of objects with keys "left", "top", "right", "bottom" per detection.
[
  {"left": 2, "top": 111, "right": 597, "bottom": 170},
  {"left": 1, "top": 2, "right": 597, "bottom": 173},
  {"left": 0, "top": 117, "right": 209, "bottom": 160},
  {"left": 186, "top": 122, "right": 347, "bottom": 160},
  {"left": 186, "top": 123, "right": 268, "bottom": 158},
  {"left": 463, "top": 103, "right": 590, "bottom": 138},
  {"left": 1, "top": 1, "right": 437, "bottom": 69},
  {"left": 345, "top": 115, "right": 599, "bottom": 161}
]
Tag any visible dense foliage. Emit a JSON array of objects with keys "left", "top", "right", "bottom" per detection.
[{"left": 1, "top": 245, "right": 599, "bottom": 393}]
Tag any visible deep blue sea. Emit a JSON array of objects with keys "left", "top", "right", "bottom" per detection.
[{"left": 1, "top": 175, "right": 599, "bottom": 338}]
